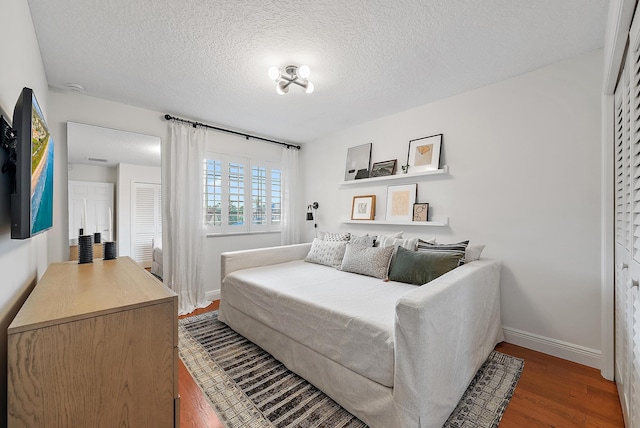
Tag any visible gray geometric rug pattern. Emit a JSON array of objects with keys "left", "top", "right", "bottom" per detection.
[
  {"left": 179, "top": 311, "right": 523, "bottom": 428},
  {"left": 443, "top": 349, "right": 523, "bottom": 427}
]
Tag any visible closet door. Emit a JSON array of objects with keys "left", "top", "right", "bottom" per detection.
[
  {"left": 616, "top": 14, "right": 640, "bottom": 427},
  {"left": 614, "top": 69, "right": 630, "bottom": 424}
]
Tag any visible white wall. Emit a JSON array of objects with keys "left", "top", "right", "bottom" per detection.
[
  {"left": 300, "top": 49, "right": 604, "bottom": 368},
  {"left": 68, "top": 163, "right": 117, "bottom": 183},
  {"left": 0, "top": 0, "right": 50, "bottom": 421},
  {"left": 116, "top": 163, "right": 161, "bottom": 257}
]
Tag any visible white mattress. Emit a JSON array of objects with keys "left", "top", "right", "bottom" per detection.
[{"left": 222, "top": 260, "right": 416, "bottom": 387}]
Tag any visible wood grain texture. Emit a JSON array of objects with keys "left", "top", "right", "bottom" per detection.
[
  {"left": 178, "top": 358, "right": 223, "bottom": 428},
  {"left": 9, "top": 257, "right": 176, "bottom": 334},
  {"left": 8, "top": 258, "right": 179, "bottom": 427},
  {"left": 496, "top": 342, "right": 623, "bottom": 427}
]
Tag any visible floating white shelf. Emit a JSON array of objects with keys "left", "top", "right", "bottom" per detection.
[
  {"left": 340, "top": 166, "right": 448, "bottom": 186},
  {"left": 341, "top": 217, "right": 449, "bottom": 227}
]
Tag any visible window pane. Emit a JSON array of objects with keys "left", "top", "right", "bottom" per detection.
[
  {"left": 204, "top": 159, "right": 222, "bottom": 226},
  {"left": 271, "top": 169, "right": 281, "bottom": 224},
  {"left": 252, "top": 167, "right": 267, "bottom": 225},
  {"left": 229, "top": 162, "right": 244, "bottom": 225}
]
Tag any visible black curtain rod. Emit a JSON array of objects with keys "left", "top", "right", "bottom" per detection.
[{"left": 164, "top": 114, "right": 301, "bottom": 150}]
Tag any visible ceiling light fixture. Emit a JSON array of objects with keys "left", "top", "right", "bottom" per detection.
[{"left": 268, "top": 65, "right": 314, "bottom": 95}]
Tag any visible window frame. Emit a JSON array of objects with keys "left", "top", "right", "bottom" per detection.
[{"left": 204, "top": 152, "right": 282, "bottom": 235}]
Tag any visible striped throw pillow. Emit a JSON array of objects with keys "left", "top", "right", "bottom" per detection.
[{"left": 417, "top": 240, "right": 469, "bottom": 265}]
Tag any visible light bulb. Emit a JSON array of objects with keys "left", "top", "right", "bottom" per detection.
[
  {"left": 268, "top": 66, "right": 281, "bottom": 81},
  {"left": 297, "top": 65, "right": 310, "bottom": 79},
  {"left": 305, "top": 81, "right": 315, "bottom": 94},
  {"left": 276, "top": 80, "right": 289, "bottom": 95}
]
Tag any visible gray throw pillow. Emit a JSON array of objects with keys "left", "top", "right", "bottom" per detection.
[
  {"left": 417, "top": 239, "right": 469, "bottom": 264},
  {"left": 349, "top": 234, "right": 377, "bottom": 247},
  {"left": 305, "top": 238, "right": 348, "bottom": 269},
  {"left": 388, "top": 246, "right": 464, "bottom": 285},
  {"left": 340, "top": 243, "right": 395, "bottom": 279}
]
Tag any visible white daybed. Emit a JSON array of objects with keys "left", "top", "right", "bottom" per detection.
[
  {"left": 151, "top": 243, "right": 163, "bottom": 280},
  {"left": 219, "top": 242, "right": 503, "bottom": 428}
]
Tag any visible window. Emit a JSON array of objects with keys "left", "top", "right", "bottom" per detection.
[{"left": 204, "top": 153, "right": 281, "bottom": 234}]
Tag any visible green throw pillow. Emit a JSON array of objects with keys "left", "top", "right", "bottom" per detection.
[{"left": 388, "top": 246, "right": 464, "bottom": 285}]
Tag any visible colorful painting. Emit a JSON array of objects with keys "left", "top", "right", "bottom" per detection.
[{"left": 30, "top": 93, "right": 54, "bottom": 235}]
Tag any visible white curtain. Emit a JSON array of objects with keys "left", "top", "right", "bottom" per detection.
[
  {"left": 280, "top": 147, "right": 301, "bottom": 245},
  {"left": 164, "top": 122, "right": 210, "bottom": 315}
]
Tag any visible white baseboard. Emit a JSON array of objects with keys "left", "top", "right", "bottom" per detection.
[
  {"left": 206, "top": 290, "right": 220, "bottom": 302},
  {"left": 502, "top": 326, "right": 601, "bottom": 369}
]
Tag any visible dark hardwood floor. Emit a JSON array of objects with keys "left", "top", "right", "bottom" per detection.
[{"left": 178, "top": 302, "right": 623, "bottom": 427}]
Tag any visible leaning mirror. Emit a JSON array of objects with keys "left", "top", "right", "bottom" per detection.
[{"left": 67, "top": 122, "right": 162, "bottom": 275}]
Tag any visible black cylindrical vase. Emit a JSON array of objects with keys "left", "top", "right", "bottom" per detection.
[
  {"left": 104, "top": 241, "right": 117, "bottom": 260},
  {"left": 78, "top": 235, "right": 93, "bottom": 264}
]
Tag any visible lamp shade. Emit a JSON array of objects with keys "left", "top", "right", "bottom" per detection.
[
  {"left": 268, "top": 66, "right": 281, "bottom": 81},
  {"left": 276, "top": 80, "right": 289, "bottom": 95},
  {"left": 305, "top": 82, "right": 315, "bottom": 94},
  {"left": 297, "top": 65, "right": 311, "bottom": 79}
]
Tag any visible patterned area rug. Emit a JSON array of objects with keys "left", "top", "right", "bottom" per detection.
[{"left": 179, "top": 312, "right": 523, "bottom": 428}]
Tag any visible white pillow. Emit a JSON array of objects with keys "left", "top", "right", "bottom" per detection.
[
  {"left": 374, "top": 232, "right": 403, "bottom": 247},
  {"left": 340, "top": 243, "right": 394, "bottom": 279},
  {"left": 465, "top": 244, "right": 485, "bottom": 261},
  {"left": 378, "top": 236, "right": 420, "bottom": 251},
  {"left": 305, "top": 238, "right": 348, "bottom": 268}
]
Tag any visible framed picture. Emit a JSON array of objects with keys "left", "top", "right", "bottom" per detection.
[
  {"left": 407, "top": 134, "right": 442, "bottom": 173},
  {"left": 351, "top": 195, "right": 376, "bottom": 220},
  {"left": 344, "top": 143, "right": 372, "bottom": 181},
  {"left": 413, "top": 203, "right": 429, "bottom": 222},
  {"left": 370, "top": 159, "right": 397, "bottom": 177},
  {"left": 385, "top": 184, "right": 417, "bottom": 222}
]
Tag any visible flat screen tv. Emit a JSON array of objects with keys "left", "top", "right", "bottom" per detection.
[{"left": 9, "top": 87, "right": 54, "bottom": 239}]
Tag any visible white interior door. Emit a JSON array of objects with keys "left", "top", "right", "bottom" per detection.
[
  {"left": 614, "top": 73, "right": 629, "bottom": 423},
  {"left": 627, "top": 16, "right": 640, "bottom": 427},
  {"left": 615, "top": 12, "right": 640, "bottom": 427},
  {"left": 68, "top": 180, "right": 114, "bottom": 243}
]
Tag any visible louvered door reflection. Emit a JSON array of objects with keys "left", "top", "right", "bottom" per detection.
[{"left": 131, "top": 182, "right": 162, "bottom": 267}]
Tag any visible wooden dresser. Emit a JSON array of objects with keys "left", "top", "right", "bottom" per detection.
[{"left": 7, "top": 257, "right": 179, "bottom": 427}]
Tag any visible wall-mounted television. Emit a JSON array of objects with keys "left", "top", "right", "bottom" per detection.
[{"left": 1, "top": 87, "right": 54, "bottom": 239}]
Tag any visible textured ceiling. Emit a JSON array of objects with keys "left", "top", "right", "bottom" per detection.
[{"left": 27, "top": 0, "right": 609, "bottom": 144}]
